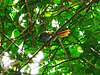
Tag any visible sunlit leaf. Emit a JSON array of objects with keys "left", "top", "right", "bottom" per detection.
[
  {"left": 44, "top": 12, "right": 53, "bottom": 17},
  {"left": 54, "top": 0, "right": 61, "bottom": 4}
]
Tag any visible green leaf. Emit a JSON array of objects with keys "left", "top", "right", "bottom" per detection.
[
  {"left": 44, "top": 12, "right": 53, "bottom": 17},
  {"left": 54, "top": 0, "right": 61, "bottom": 4},
  {"left": 14, "top": 28, "right": 20, "bottom": 38}
]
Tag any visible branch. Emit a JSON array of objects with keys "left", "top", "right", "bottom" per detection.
[
  {"left": 0, "top": 19, "right": 36, "bottom": 57},
  {"left": 58, "top": 38, "right": 72, "bottom": 71},
  {"left": 83, "top": 57, "right": 100, "bottom": 69},
  {"left": 49, "top": 57, "right": 79, "bottom": 67}
]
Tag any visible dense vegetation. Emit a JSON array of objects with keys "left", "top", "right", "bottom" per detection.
[{"left": 0, "top": 0, "right": 100, "bottom": 75}]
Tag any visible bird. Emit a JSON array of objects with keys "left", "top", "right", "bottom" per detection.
[{"left": 38, "top": 29, "right": 70, "bottom": 42}]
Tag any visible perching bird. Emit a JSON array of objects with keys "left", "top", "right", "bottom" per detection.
[{"left": 38, "top": 29, "right": 70, "bottom": 42}]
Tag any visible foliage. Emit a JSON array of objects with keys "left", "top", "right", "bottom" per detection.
[{"left": 0, "top": 0, "right": 100, "bottom": 75}]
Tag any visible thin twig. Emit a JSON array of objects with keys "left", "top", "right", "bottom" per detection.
[
  {"left": 83, "top": 57, "right": 100, "bottom": 69},
  {"left": 0, "top": 20, "right": 36, "bottom": 57},
  {"left": 49, "top": 57, "right": 79, "bottom": 67},
  {"left": 58, "top": 38, "right": 72, "bottom": 72}
]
